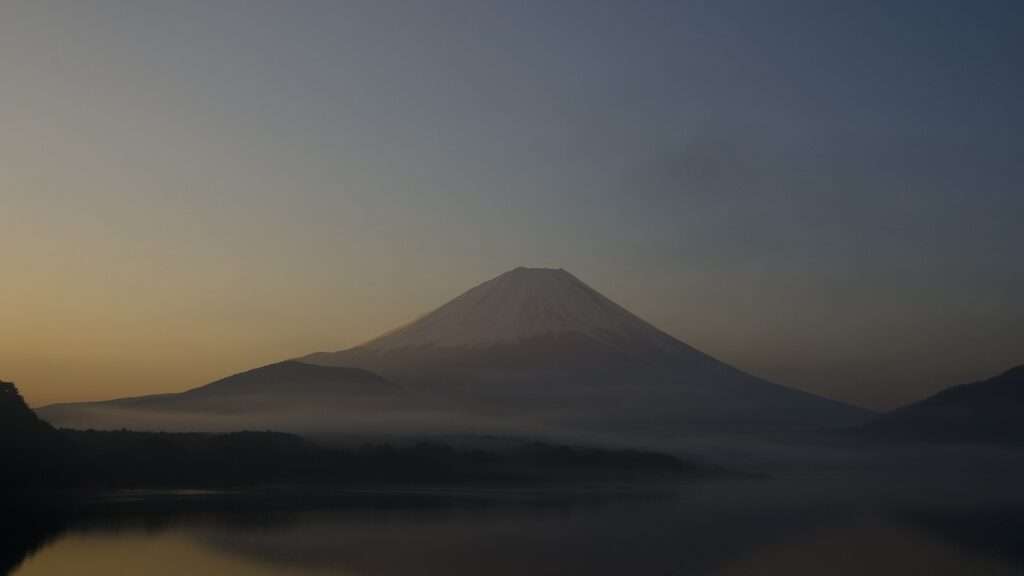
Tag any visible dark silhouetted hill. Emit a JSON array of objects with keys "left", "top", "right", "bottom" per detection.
[
  {"left": 0, "top": 381, "right": 70, "bottom": 493},
  {"left": 863, "top": 365, "right": 1024, "bottom": 444}
]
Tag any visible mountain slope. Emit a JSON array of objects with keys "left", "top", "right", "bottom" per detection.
[
  {"left": 863, "top": 365, "right": 1024, "bottom": 444},
  {"left": 39, "top": 361, "right": 407, "bottom": 434}
]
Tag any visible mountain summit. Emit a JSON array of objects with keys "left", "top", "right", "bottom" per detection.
[{"left": 353, "top": 267, "right": 680, "bottom": 352}]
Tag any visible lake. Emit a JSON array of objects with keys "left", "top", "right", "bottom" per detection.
[
  {"left": 7, "top": 453, "right": 1024, "bottom": 576},
  {"left": 8, "top": 473, "right": 1024, "bottom": 569}
]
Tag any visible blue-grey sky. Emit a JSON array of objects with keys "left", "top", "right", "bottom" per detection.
[{"left": 2, "top": 0, "right": 1021, "bottom": 409}]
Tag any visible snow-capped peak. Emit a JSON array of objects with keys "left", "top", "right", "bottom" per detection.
[{"left": 359, "top": 267, "right": 677, "bottom": 350}]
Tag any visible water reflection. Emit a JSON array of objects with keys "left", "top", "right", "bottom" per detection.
[{"left": 6, "top": 481, "right": 1024, "bottom": 576}]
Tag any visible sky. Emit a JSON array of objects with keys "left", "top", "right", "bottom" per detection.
[{"left": 1, "top": 0, "right": 1021, "bottom": 410}]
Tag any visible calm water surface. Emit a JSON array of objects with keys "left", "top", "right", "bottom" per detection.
[
  {"left": 8, "top": 446, "right": 1024, "bottom": 575},
  {"left": 7, "top": 480, "right": 1024, "bottom": 575}
]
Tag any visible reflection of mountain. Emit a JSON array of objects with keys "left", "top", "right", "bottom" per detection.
[
  {"left": 40, "top": 268, "right": 869, "bottom": 442},
  {"left": 864, "top": 366, "right": 1024, "bottom": 444},
  {"left": 0, "top": 506, "right": 67, "bottom": 576}
]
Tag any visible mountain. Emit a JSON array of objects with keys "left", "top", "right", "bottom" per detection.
[
  {"left": 40, "top": 267, "right": 870, "bottom": 442},
  {"left": 328, "top": 266, "right": 684, "bottom": 352},
  {"left": 302, "top": 267, "right": 870, "bottom": 439},
  {"left": 862, "top": 365, "right": 1024, "bottom": 444},
  {"left": 1, "top": 381, "right": 68, "bottom": 493},
  {"left": 1, "top": 381, "right": 59, "bottom": 438}
]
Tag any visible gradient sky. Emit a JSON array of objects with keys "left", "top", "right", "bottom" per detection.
[{"left": 2, "top": 1, "right": 1021, "bottom": 410}]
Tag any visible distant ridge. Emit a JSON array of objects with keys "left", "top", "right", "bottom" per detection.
[{"left": 863, "top": 365, "right": 1024, "bottom": 444}]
